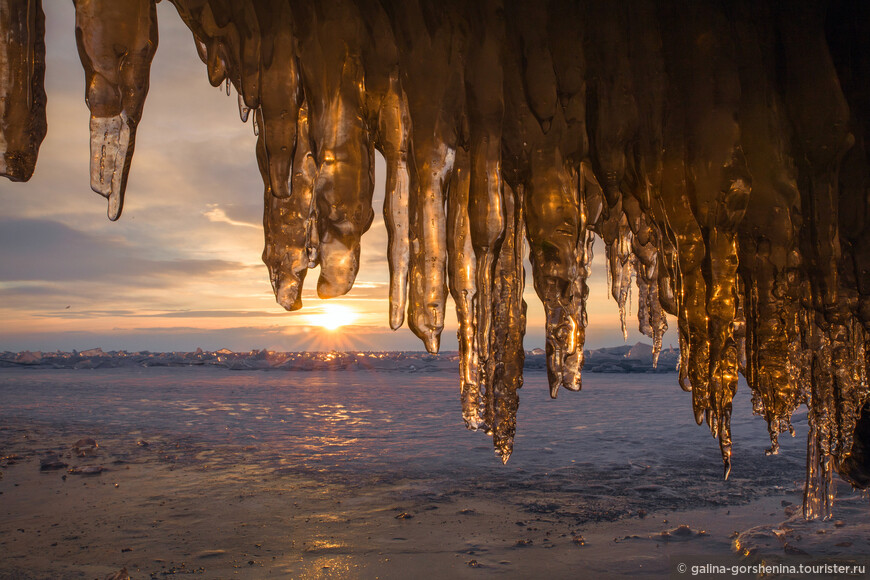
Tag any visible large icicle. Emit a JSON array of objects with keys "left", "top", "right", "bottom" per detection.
[
  {"left": 260, "top": 101, "right": 318, "bottom": 311},
  {"left": 502, "top": 0, "right": 588, "bottom": 397},
  {"left": 389, "top": 0, "right": 463, "bottom": 353},
  {"left": 525, "top": 154, "right": 584, "bottom": 398},
  {"left": 466, "top": 0, "right": 507, "bottom": 424},
  {"left": 255, "top": 1, "right": 300, "bottom": 201},
  {"left": 446, "top": 147, "right": 482, "bottom": 429},
  {"left": 292, "top": 0, "right": 375, "bottom": 300},
  {"left": 488, "top": 182, "right": 526, "bottom": 462},
  {"left": 73, "top": 0, "right": 158, "bottom": 221},
  {"left": 0, "top": 0, "right": 46, "bottom": 182},
  {"left": 357, "top": 0, "right": 412, "bottom": 330},
  {"left": 634, "top": 238, "right": 668, "bottom": 367},
  {"left": 373, "top": 73, "right": 411, "bottom": 330}
]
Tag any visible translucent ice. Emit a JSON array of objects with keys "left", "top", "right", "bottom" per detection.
[
  {"left": 73, "top": 0, "right": 158, "bottom": 220},
  {"left": 0, "top": 0, "right": 47, "bottom": 182}
]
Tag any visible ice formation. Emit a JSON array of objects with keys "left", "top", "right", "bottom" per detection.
[{"left": 2, "top": 0, "right": 869, "bottom": 519}]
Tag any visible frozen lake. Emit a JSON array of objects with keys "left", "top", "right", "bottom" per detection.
[
  {"left": 0, "top": 367, "right": 807, "bottom": 516},
  {"left": 3, "top": 367, "right": 868, "bottom": 579}
]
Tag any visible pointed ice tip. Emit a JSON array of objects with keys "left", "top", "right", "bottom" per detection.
[
  {"left": 276, "top": 279, "right": 302, "bottom": 311},
  {"left": 549, "top": 383, "right": 560, "bottom": 399},
  {"left": 423, "top": 332, "right": 440, "bottom": 354},
  {"left": 500, "top": 451, "right": 511, "bottom": 465},
  {"left": 723, "top": 459, "right": 732, "bottom": 480},
  {"left": 389, "top": 305, "right": 404, "bottom": 331},
  {"left": 540, "top": 117, "right": 552, "bottom": 134},
  {"left": 106, "top": 195, "right": 123, "bottom": 221},
  {"left": 562, "top": 376, "right": 582, "bottom": 392}
]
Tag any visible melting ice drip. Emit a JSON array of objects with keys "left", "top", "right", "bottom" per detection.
[{"left": 2, "top": 0, "right": 869, "bottom": 520}]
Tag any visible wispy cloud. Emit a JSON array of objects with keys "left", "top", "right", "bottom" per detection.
[
  {"left": 143, "top": 309, "right": 283, "bottom": 318},
  {"left": 203, "top": 205, "right": 260, "bottom": 229},
  {"left": 0, "top": 218, "right": 247, "bottom": 282}
]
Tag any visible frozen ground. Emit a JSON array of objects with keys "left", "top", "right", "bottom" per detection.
[
  {"left": 0, "top": 367, "right": 803, "bottom": 501},
  {"left": 0, "top": 368, "right": 867, "bottom": 578}
]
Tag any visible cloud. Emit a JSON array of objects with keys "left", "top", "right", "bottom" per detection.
[
  {"left": 0, "top": 218, "right": 247, "bottom": 283},
  {"left": 143, "top": 309, "right": 282, "bottom": 318},
  {"left": 0, "top": 323, "right": 446, "bottom": 352},
  {"left": 22, "top": 308, "right": 286, "bottom": 320},
  {"left": 203, "top": 205, "right": 260, "bottom": 229}
]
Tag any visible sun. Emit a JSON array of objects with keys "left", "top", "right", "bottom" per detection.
[{"left": 309, "top": 303, "right": 357, "bottom": 331}]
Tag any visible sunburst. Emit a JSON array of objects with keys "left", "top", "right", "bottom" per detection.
[{"left": 306, "top": 303, "right": 357, "bottom": 331}]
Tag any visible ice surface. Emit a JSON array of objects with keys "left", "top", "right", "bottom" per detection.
[
  {"left": 4, "top": 0, "right": 870, "bottom": 519},
  {"left": 0, "top": 368, "right": 805, "bottom": 499}
]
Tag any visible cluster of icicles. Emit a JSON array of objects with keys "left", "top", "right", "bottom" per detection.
[{"left": 2, "top": 0, "right": 869, "bottom": 519}]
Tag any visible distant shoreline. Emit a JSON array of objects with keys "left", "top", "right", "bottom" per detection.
[{"left": 0, "top": 342, "right": 678, "bottom": 373}]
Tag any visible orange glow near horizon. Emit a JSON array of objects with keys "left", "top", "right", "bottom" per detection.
[{"left": 307, "top": 303, "right": 357, "bottom": 331}]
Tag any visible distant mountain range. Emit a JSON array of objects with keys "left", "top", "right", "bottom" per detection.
[{"left": 0, "top": 343, "right": 677, "bottom": 373}]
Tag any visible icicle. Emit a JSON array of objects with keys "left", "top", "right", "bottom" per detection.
[
  {"left": 489, "top": 182, "right": 526, "bottom": 462},
  {"left": 633, "top": 241, "right": 668, "bottom": 369},
  {"left": 525, "top": 152, "right": 583, "bottom": 398},
  {"left": 600, "top": 213, "right": 634, "bottom": 342},
  {"left": 73, "top": 0, "right": 158, "bottom": 221},
  {"left": 256, "top": 3, "right": 300, "bottom": 200},
  {"left": 447, "top": 147, "right": 482, "bottom": 430},
  {"left": 705, "top": 175, "right": 750, "bottom": 478},
  {"left": 805, "top": 416, "right": 835, "bottom": 520},
  {"left": 237, "top": 5, "right": 261, "bottom": 110},
  {"left": 260, "top": 100, "right": 317, "bottom": 311},
  {"left": 635, "top": 273, "right": 653, "bottom": 338},
  {"left": 291, "top": 4, "right": 375, "bottom": 301},
  {"left": 376, "top": 72, "right": 412, "bottom": 330},
  {"left": 390, "top": 0, "right": 464, "bottom": 354},
  {"left": 731, "top": 1, "right": 805, "bottom": 455},
  {"left": 88, "top": 114, "right": 131, "bottom": 220},
  {"left": 562, "top": 229, "right": 594, "bottom": 392},
  {"left": 466, "top": 0, "right": 507, "bottom": 372},
  {"left": 406, "top": 145, "right": 453, "bottom": 353},
  {"left": 0, "top": 0, "right": 46, "bottom": 182},
  {"left": 803, "top": 314, "right": 839, "bottom": 520},
  {"left": 238, "top": 92, "right": 250, "bottom": 123}
]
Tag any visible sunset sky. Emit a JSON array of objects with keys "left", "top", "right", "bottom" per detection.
[{"left": 0, "top": 2, "right": 674, "bottom": 353}]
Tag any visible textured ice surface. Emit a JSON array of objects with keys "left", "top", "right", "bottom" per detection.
[
  {"left": 2, "top": 0, "right": 870, "bottom": 518},
  {"left": 0, "top": 368, "right": 805, "bottom": 508}
]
